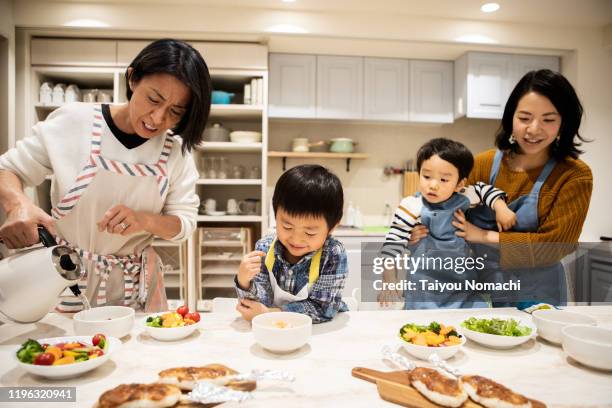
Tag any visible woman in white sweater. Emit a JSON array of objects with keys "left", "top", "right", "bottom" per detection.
[{"left": 0, "top": 39, "right": 211, "bottom": 311}]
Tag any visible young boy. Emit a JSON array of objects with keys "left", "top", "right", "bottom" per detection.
[
  {"left": 235, "top": 164, "right": 348, "bottom": 323},
  {"left": 380, "top": 138, "right": 516, "bottom": 309}
]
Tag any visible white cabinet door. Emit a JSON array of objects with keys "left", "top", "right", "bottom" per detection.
[
  {"left": 512, "top": 55, "right": 560, "bottom": 85},
  {"left": 409, "top": 60, "right": 453, "bottom": 123},
  {"left": 467, "top": 53, "right": 513, "bottom": 119},
  {"left": 363, "top": 58, "right": 409, "bottom": 121},
  {"left": 268, "top": 54, "right": 316, "bottom": 118},
  {"left": 317, "top": 56, "right": 363, "bottom": 119}
]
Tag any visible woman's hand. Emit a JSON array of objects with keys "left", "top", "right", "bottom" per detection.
[
  {"left": 0, "top": 202, "right": 56, "bottom": 249},
  {"left": 453, "top": 209, "right": 499, "bottom": 243},
  {"left": 408, "top": 224, "right": 429, "bottom": 245},
  {"left": 96, "top": 204, "right": 149, "bottom": 236}
]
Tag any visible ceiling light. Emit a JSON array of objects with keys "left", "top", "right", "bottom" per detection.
[
  {"left": 64, "top": 19, "right": 109, "bottom": 28},
  {"left": 282, "top": 0, "right": 296, "bottom": 3},
  {"left": 454, "top": 34, "right": 498, "bottom": 44},
  {"left": 480, "top": 3, "right": 500, "bottom": 13}
]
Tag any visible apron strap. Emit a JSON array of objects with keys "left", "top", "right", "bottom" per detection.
[
  {"left": 264, "top": 239, "right": 323, "bottom": 287},
  {"left": 489, "top": 149, "right": 504, "bottom": 185}
]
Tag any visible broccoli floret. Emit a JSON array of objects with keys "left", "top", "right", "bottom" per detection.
[
  {"left": 428, "top": 321, "right": 441, "bottom": 334},
  {"left": 16, "top": 339, "right": 44, "bottom": 363}
]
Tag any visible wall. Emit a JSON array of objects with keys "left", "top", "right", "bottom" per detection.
[
  {"left": 267, "top": 119, "right": 499, "bottom": 226},
  {"left": 0, "top": 0, "right": 14, "bottom": 155},
  {"left": 9, "top": 1, "right": 612, "bottom": 239}
]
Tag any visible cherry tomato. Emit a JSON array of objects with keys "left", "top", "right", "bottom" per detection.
[
  {"left": 184, "top": 312, "right": 200, "bottom": 323},
  {"left": 92, "top": 333, "right": 107, "bottom": 349},
  {"left": 89, "top": 349, "right": 104, "bottom": 357},
  {"left": 176, "top": 305, "right": 189, "bottom": 317},
  {"left": 34, "top": 352, "right": 55, "bottom": 365}
]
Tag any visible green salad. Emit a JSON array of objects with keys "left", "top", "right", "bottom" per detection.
[{"left": 461, "top": 317, "right": 532, "bottom": 337}]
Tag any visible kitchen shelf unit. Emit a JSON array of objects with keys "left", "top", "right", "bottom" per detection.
[
  {"left": 151, "top": 239, "right": 188, "bottom": 302},
  {"left": 268, "top": 151, "right": 368, "bottom": 171}
]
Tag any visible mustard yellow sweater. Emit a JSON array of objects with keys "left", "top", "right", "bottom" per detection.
[{"left": 468, "top": 149, "right": 593, "bottom": 268}]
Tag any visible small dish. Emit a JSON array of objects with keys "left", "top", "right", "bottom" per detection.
[
  {"left": 73, "top": 306, "right": 135, "bottom": 338},
  {"left": 252, "top": 312, "right": 312, "bottom": 353},
  {"left": 206, "top": 210, "right": 226, "bottom": 216},
  {"left": 230, "top": 131, "right": 262, "bottom": 143},
  {"left": 399, "top": 335, "right": 466, "bottom": 360},
  {"left": 562, "top": 324, "right": 612, "bottom": 371},
  {"left": 532, "top": 309, "right": 597, "bottom": 345},
  {"left": 143, "top": 316, "right": 200, "bottom": 341},
  {"left": 14, "top": 336, "right": 120, "bottom": 379},
  {"left": 460, "top": 314, "right": 536, "bottom": 349}
]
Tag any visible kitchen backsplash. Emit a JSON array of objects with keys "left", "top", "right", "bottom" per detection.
[{"left": 267, "top": 118, "right": 499, "bottom": 226}]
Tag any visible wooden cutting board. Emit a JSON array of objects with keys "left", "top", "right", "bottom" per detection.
[
  {"left": 403, "top": 171, "right": 419, "bottom": 197},
  {"left": 352, "top": 367, "right": 546, "bottom": 408}
]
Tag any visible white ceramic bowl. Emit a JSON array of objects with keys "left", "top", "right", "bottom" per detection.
[
  {"left": 73, "top": 306, "right": 135, "bottom": 338},
  {"left": 532, "top": 309, "right": 597, "bottom": 345},
  {"left": 562, "top": 324, "right": 612, "bottom": 370},
  {"left": 252, "top": 312, "right": 312, "bottom": 353},
  {"left": 230, "top": 131, "right": 262, "bottom": 143},
  {"left": 460, "top": 314, "right": 536, "bottom": 349},
  {"left": 399, "top": 334, "right": 466, "bottom": 361},
  {"left": 14, "top": 335, "right": 120, "bottom": 379},
  {"left": 143, "top": 315, "right": 200, "bottom": 341}
]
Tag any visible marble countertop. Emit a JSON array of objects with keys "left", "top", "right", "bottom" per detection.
[{"left": 1, "top": 307, "right": 612, "bottom": 408}]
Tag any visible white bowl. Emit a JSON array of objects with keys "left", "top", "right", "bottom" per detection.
[
  {"left": 460, "top": 314, "right": 536, "bottom": 349},
  {"left": 73, "top": 306, "right": 135, "bottom": 338},
  {"left": 562, "top": 324, "right": 612, "bottom": 370},
  {"left": 143, "top": 315, "right": 200, "bottom": 341},
  {"left": 532, "top": 309, "right": 597, "bottom": 345},
  {"left": 14, "top": 335, "right": 120, "bottom": 379},
  {"left": 230, "top": 131, "right": 262, "bottom": 143},
  {"left": 252, "top": 312, "right": 312, "bottom": 353},
  {"left": 399, "top": 335, "right": 466, "bottom": 361}
]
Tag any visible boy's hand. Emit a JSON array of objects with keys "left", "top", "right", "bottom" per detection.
[
  {"left": 237, "top": 250, "right": 265, "bottom": 290},
  {"left": 493, "top": 200, "right": 517, "bottom": 231},
  {"left": 408, "top": 224, "right": 428, "bottom": 245},
  {"left": 236, "top": 298, "right": 277, "bottom": 322}
]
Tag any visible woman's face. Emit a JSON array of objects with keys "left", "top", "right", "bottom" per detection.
[
  {"left": 512, "top": 91, "right": 561, "bottom": 157},
  {"left": 128, "top": 72, "right": 191, "bottom": 139}
]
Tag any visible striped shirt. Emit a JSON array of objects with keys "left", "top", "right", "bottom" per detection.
[
  {"left": 234, "top": 234, "right": 348, "bottom": 323},
  {"left": 382, "top": 182, "right": 505, "bottom": 258}
]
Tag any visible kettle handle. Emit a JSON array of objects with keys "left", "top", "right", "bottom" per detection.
[{"left": 38, "top": 226, "right": 57, "bottom": 247}]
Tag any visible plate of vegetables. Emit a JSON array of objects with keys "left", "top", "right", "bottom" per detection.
[
  {"left": 460, "top": 315, "right": 536, "bottom": 349},
  {"left": 14, "top": 334, "right": 120, "bottom": 379},
  {"left": 398, "top": 321, "right": 465, "bottom": 360},
  {"left": 144, "top": 305, "right": 201, "bottom": 341}
]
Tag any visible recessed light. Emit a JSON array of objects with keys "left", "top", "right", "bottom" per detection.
[
  {"left": 480, "top": 3, "right": 500, "bottom": 13},
  {"left": 282, "top": 0, "right": 296, "bottom": 3},
  {"left": 64, "top": 19, "right": 109, "bottom": 28},
  {"left": 265, "top": 24, "right": 308, "bottom": 34}
]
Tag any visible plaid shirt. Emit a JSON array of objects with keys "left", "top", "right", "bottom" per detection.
[{"left": 235, "top": 234, "right": 348, "bottom": 323}]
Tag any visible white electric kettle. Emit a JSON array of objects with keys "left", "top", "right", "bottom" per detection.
[{"left": 0, "top": 227, "right": 85, "bottom": 323}]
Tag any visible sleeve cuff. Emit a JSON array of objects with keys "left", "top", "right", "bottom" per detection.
[{"left": 234, "top": 276, "right": 258, "bottom": 298}]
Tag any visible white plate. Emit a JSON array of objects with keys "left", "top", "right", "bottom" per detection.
[
  {"left": 459, "top": 314, "right": 536, "bottom": 349},
  {"left": 143, "top": 315, "right": 200, "bottom": 341},
  {"left": 14, "top": 335, "right": 120, "bottom": 379},
  {"left": 206, "top": 210, "right": 226, "bottom": 216}
]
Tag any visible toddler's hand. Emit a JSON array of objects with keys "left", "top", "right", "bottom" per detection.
[
  {"left": 494, "top": 201, "right": 517, "bottom": 231},
  {"left": 237, "top": 250, "right": 265, "bottom": 290}
]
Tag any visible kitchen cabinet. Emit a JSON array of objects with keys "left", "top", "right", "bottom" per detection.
[
  {"left": 268, "top": 53, "right": 316, "bottom": 118},
  {"left": 316, "top": 55, "right": 364, "bottom": 119},
  {"left": 455, "top": 52, "right": 560, "bottom": 119},
  {"left": 575, "top": 243, "right": 612, "bottom": 304},
  {"left": 31, "top": 38, "right": 117, "bottom": 66},
  {"left": 409, "top": 60, "right": 453, "bottom": 123},
  {"left": 363, "top": 58, "right": 409, "bottom": 121}
]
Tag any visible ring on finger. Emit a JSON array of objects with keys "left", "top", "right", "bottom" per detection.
[{"left": 119, "top": 222, "right": 129, "bottom": 231}]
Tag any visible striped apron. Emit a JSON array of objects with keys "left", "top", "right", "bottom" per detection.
[{"left": 54, "top": 105, "right": 172, "bottom": 312}]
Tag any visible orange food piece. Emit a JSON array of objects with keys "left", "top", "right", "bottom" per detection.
[
  {"left": 46, "top": 346, "right": 62, "bottom": 360},
  {"left": 53, "top": 355, "right": 75, "bottom": 365},
  {"left": 412, "top": 333, "right": 428, "bottom": 346}
]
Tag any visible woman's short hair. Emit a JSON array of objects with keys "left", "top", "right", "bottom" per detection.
[
  {"left": 126, "top": 38, "right": 212, "bottom": 153},
  {"left": 495, "top": 69, "right": 587, "bottom": 160}
]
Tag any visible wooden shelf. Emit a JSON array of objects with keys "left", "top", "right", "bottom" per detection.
[
  {"left": 164, "top": 274, "right": 182, "bottom": 288},
  {"left": 196, "top": 178, "right": 262, "bottom": 185},
  {"left": 201, "top": 240, "right": 244, "bottom": 247},
  {"left": 209, "top": 104, "right": 263, "bottom": 120},
  {"left": 201, "top": 275, "right": 235, "bottom": 288},
  {"left": 202, "top": 253, "right": 242, "bottom": 261},
  {"left": 196, "top": 142, "right": 262, "bottom": 152},
  {"left": 268, "top": 151, "right": 368, "bottom": 171},
  {"left": 197, "top": 215, "right": 262, "bottom": 222}
]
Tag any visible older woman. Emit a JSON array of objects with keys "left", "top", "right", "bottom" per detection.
[{"left": 0, "top": 39, "right": 211, "bottom": 311}]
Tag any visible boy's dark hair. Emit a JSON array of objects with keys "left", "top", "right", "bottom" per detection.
[
  {"left": 416, "top": 138, "right": 474, "bottom": 181},
  {"left": 272, "top": 165, "right": 344, "bottom": 230},
  {"left": 126, "top": 38, "right": 212, "bottom": 154},
  {"left": 496, "top": 69, "right": 587, "bottom": 160}
]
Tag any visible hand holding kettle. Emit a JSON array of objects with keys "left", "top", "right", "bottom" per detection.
[{"left": 0, "top": 198, "right": 56, "bottom": 249}]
